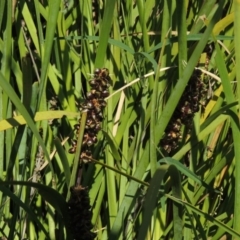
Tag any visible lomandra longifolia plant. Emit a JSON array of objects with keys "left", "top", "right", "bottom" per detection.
[{"left": 67, "top": 68, "right": 112, "bottom": 239}]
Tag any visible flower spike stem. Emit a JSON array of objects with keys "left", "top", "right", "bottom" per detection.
[{"left": 67, "top": 110, "right": 87, "bottom": 201}]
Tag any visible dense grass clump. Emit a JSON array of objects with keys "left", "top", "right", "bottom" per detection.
[{"left": 0, "top": 0, "right": 240, "bottom": 239}]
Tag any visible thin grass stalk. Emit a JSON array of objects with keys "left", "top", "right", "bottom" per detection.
[
  {"left": 0, "top": 91, "right": 4, "bottom": 183},
  {"left": 104, "top": 60, "right": 118, "bottom": 229},
  {"left": 90, "top": 166, "right": 105, "bottom": 224},
  {"left": 8, "top": 121, "right": 17, "bottom": 182},
  {"left": 113, "top": 3, "right": 121, "bottom": 74},
  {"left": 0, "top": 1, "right": 8, "bottom": 208},
  {"left": 158, "top": 0, "right": 172, "bottom": 88},
  {"left": 47, "top": 204, "right": 56, "bottom": 239},
  {"left": 1, "top": 0, "right": 11, "bottom": 153},
  {"left": 135, "top": 0, "right": 149, "bottom": 51},
  {"left": 67, "top": 111, "right": 87, "bottom": 200},
  {"left": 83, "top": 0, "right": 95, "bottom": 73},
  {"left": 106, "top": 100, "right": 118, "bottom": 228},
  {"left": 0, "top": 1, "right": 5, "bottom": 28},
  {"left": 119, "top": 115, "right": 129, "bottom": 204},
  {"left": 3, "top": 0, "right": 12, "bottom": 189},
  {"left": 9, "top": 155, "right": 21, "bottom": 240},
  {"left": 21, "top": 2, "right": 40, "bottom": 58},
  {"left": 1, "top": 0, "right": 11, "bottom": 80},
  {"left": 37, "top": 0, "right": 61, "bottom": 109},
  {"left": 33, "top": 0, "right": 44, "bottom": 55},
  {"left": 95, "top": 0, "right": 117, "bottom": 67},
  {"left": 45, "top": 132, "right": 56, "bottom": 239},
  {"left": 150, "top": 64, "right": 158, "bottom": 176},
  {"left": 57, "top": 18, "right": 76, "bottom": 113},
  {"left": 233, "top": 0, "right": 240, "bottom": 232},
  {"left": 135, "top": 0, "right": 157, "bottom": 180},
  {"left": 135, "top": 0, "right": 155, "bottom": 91},
  {"left": 176, "top": 0, "right": 187, "bottom": 77}
]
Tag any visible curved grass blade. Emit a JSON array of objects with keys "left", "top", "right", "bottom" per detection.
[
  {"left": 233, "top": 0, "right": 240, "bottom": 232},
  {"left": 159, "top": 157, "right": 219, "bottom": 193},
  {"left": 0, "top": 180, "right": 72, "bottom": 239},
  {"left": 0, "top": 183, "right": 50, "bottom": 239},
  {"left": 37, "top": 0, "right": 61, "bottom": 109},
  {"left": 60, "top": 35, "right": 135, "bottom": 55},
  {"left": 67, "top": 111, "right": 87, "bottom": 200},
  {"left": 109, "top": 142, "right": 150, "bottom": 240},
  {"left": 95, "top": 0, "right": 117, "bottom": 67},
  {"left": 54, "top": 137, "right": 71, "bottom": 187},
  {"left": 137, "top": 164, "right": 182, "bottom": 240},
  {"left": 0, "top": 72, "right": 54, "bottom": 173},
  {"left": 167, "top": 194, "right": 240, "bottom": 239},
  {"left": 0, "top": 110, "right": 79, "bottom": 131},
  {"left": 102, "top": 130, "right": 121, "bottom": 161}
]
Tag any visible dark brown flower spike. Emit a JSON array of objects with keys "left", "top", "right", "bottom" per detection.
[
  {"left": 161, "top": 69, "right": 207, "bottom": 154},
  {"left": 69, "top": 68, "right": 112, "bottom": 162},
  {"left": 67, "top": 186, "right": 96, "bottom": 240}
]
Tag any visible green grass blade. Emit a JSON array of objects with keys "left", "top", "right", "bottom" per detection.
[
  {"left": 233, "top": 0, "right": 240, "bottom": 232},
  {"left": 109, "top": 142, "right": 150, "bottom": 240},
  {"left": 0, "top": 183, "right": 50, "bottom": 239},
  {"left": 167, "top": 194, "right": 240, "bottom": 238},
  {"left": 137, "top": 164, "right": 182, "bottom": 240},
  {"left": 176, "top": 0, "right": 187, "bottom": 77},
  {"left": 54, "top": 137, "right": 71, "bottom": 187},
  {"left": 95, "top": 0, "right": 117, "bottom": 67},
  {"left": 0, "top": 72, "right": 53, "bottom": 173},
  {"left": 215, "top": 33, "right": 240, "bottom": 233},
  {"left": 67, "top": 111, "right": 87, "bottom": 200},
  {"left": 38, "top": 0, "right": 61, "bottom": 109}
]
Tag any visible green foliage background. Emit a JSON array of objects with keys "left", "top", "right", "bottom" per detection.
[{"left": 0, "top": 0, "right": 240, "bottom": 239}]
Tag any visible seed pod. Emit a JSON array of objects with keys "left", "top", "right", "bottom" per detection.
[
  {"left": 94, "top": 68, "right": 101, "bottom": 76},
  {"left": 86, "top": 92, "right": 93, "bottom": 100},
  {"left": 181, "top": 106, "right": 192, "bottom": 115},
  {"left": 95, "top": 123, "right": 101, "bottom": 131},
  {"left": 74, "top": 124, "right": 80, "bottom": 131},
  {"left": 98, "top": 99, "right": 107, "bottom": 107},
  {"left": 81, "top": 101, "right": 93, "bottom": 110},
  {"left": 102, "top": 89, "right": 109, "bottom": 98},
  {"left": 86, "top": 139, "right": 94, "bottom": 147},
  {"left": 80, "top": 149, "right": 92, "bottom": 162},
  {"left": 85, "top": 119, "right": 96, "bottom": 129},
  {"left": 89, "top": 79, "right": 98, "bottom": 88}
]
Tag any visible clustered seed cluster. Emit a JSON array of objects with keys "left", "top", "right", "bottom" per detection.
[
  {"left": 67, "top": 186, "right": 96, "bottom": 240},
  {"left": 68, "top": 68, "right": 111, "bottom": 162},
  {"left": 161, "top": 69, "right": 207, "bottom": 153}
]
